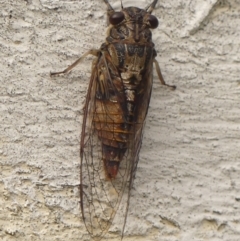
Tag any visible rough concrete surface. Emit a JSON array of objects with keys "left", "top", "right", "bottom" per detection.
[{"left": 1, "top": 0, "right": 240, "bottom": 240}]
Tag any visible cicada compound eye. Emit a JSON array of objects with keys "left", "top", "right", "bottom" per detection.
[
  {"left": 148, "top": 15, "right": 159, "bottom": 29},
  {"left": 109, "top": 12, "right": 124, "bottom": 25}
]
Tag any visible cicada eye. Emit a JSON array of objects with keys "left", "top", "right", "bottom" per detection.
[
  {"left": 148, "top": 15, "right": 159, "bottom": 29},
  {"left": 109, "top": 12, "right": 124, "bottom": 25}
]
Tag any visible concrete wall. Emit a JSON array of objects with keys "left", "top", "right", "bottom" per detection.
[{"left": 1, "top": 0, "right": 240, "bottom": 240}]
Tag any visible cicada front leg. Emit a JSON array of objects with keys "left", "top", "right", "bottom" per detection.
[
  {"left": 154, "top": 59, "right": 176, "bottom": 90},
  {"left": 50, "top": 49, "right": 100, "bottom": 76}
]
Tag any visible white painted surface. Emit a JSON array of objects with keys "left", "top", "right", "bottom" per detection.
[{"left": 1, "top": 0, "right": 240, "bottom": 240}]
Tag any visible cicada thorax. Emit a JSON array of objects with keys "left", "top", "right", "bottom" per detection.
[{"left": 93, "top": 7, "right": 156, "bottom": 179}]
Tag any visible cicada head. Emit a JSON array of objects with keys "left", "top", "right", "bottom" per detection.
[{"left": 104, "top": 0, "right": 159, "bottom": 43}]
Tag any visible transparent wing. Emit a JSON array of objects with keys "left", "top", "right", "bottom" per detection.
[
  {"left": 120, "top": 63, "right": 154, "bottom": 237},
  {"left": 80, "top": 51, "right": 153, "bottom": 240}
]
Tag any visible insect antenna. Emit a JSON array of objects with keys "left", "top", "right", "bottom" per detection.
[
  {"left": 145, "top": 0, "right": 158, "bottom": 13},
  {"left": 120, "top": 0, "right": 123, "bottom": 9},
  {"left": 103, "top": 0, "right": 115, "bottom": 17},
  {"left": 103, "top": 0, "right": 113, "bottom": 10}
]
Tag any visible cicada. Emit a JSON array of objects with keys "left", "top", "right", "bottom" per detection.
[{"left": 51, "top": 0, "right": 175, "bottom": 240}]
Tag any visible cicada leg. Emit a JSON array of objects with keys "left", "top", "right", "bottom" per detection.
[
  {"left": 154, "top": 59, "right": 176, "bottom": 90},
  {"left": 50, "top": 49, "right": 100, "bottom": 76}
]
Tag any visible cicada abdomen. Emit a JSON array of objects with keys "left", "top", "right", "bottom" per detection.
[{"left": 51, "top": 0, "right": 175, "bottom": 240}]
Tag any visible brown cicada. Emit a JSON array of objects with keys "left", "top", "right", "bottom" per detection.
[{"left": 51, "top": 0, "right": 175, "bottom": 240}]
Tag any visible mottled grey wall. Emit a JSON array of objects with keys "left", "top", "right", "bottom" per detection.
[{"left": 1, "top": 0, "right": 240, "bottom": 240}]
